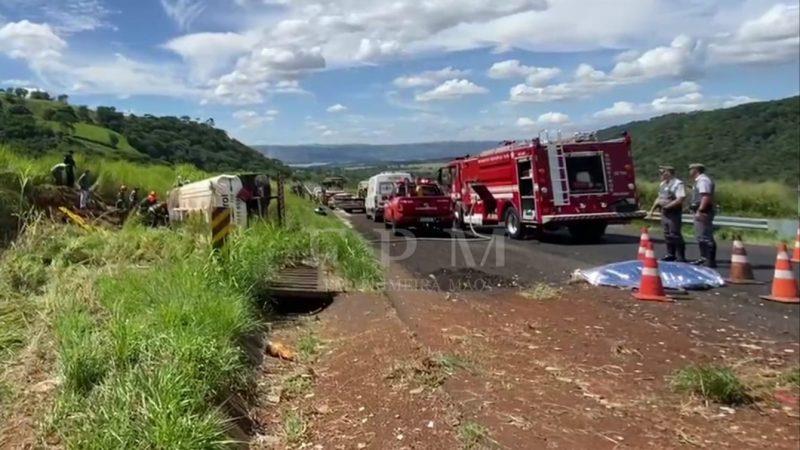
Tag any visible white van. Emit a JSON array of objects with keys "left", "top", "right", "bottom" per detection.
[
  {"left": 365, "top": 172, "right": 412, "bottom": 221},
  {"left": 168, "top": 174, "right": 249, "bottom": 228}
]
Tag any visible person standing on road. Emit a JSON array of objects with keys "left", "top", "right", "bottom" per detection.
[
  {"left": 649, "top": 165, "right": 687, "bottom": 262},
  {"left": 689, "top": 163, "right": 717, "bottom": 268}
]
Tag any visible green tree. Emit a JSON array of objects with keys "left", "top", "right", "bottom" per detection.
[
  {"left": 76, "top": 105, "right": 92, "bottom": 123},
  {"left": 29, "top": 90, "right": 51, "bottom": 100},
  {"left": 109, "top": 132, "right": 120, "bottom": 148}
]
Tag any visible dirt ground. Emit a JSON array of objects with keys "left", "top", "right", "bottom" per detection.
[{"left": 249, "top": 263, "right": 799, "bottom": 449}]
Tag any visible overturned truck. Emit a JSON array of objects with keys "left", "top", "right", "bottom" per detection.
[
  {"left": 167, "top": 174, "right": 273, "bottom": 228},
  {"left": 439, "top": 133, "right": 645, "bottom": 241}
]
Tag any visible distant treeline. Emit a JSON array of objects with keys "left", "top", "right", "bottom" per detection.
[{"left": 597, "top": 96, "right": 800, "bottom": 185}]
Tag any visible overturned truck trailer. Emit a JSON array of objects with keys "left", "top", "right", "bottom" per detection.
[{"left": 167, "top": 174, "right": 271, "bottom": 228}]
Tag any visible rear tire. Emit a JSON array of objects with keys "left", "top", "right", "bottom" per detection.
[
  {"left": 452, "top": 204, "right": 466, "bottom": 230},
  {"left": 568, "top": 222, "right": 607, "bottom": 243},
  {"left": 504, "top": 208, "right": 525, "bottom": 240}
]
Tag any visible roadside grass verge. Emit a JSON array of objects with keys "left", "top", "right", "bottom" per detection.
[
  {"left": 671, "top": 364, "right": 753, "bottom": 406},
  {"left": 520, "top": 283, "right": 561, "bottom": 300},
  {"left": 224, "top": 193, "right": 383, "bottom": 295},
  {"left": 638, "top": 180, "right": 795, "bottom": 218},
  {"left": 457, "top": 421, "right": 492, "bottom": 449},
  {"left": 1, "top": 187, "right": 382, "bottom": 446},
  {"left": 282, "top": 410, "right": 308, "bottom": 445}
]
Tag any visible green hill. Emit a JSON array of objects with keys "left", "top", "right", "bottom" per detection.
[
  {"left": 596, "top": 96, "right": 800, "bottom": 184},
  {"left": 0, "top": 91, "right": 288, "bottom": 174}
]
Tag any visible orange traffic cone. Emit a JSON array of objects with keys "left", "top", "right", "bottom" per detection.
[
  {"left": 760, "top": 243, "right": 799, "bottom": 304},
  {"left": 792, "top": 224, "right": 800, "bottom": 263},
  {"left": 633, "top": 242, "right": 673, "bottom": 302},
  {"left": 637, "top": 227, "right": 651, "bottom": 261},
  {"left": 726, "top": 236, "right": 762, "bottom": 285}
]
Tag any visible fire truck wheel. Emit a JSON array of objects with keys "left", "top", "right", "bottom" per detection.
[
  {"left": 504, "top": 208, "right": 525, "bottom": 240},
  {"left": 452, "top": 205, "right": 466, "bottom": 230},
  {"left": 567, "top": 222, "right": 608, "bottom": 243},
  {"left": 384, "top": 219, "right": 391, "bottom": 229}
]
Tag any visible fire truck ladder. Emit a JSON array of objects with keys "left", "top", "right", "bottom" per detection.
[{"left": 546, "top": 143, "right": 570, "bottom": 206}]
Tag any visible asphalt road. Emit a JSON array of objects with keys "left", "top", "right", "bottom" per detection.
[{"left": 332, "top": 208, "right": 800, "bottom": 341}]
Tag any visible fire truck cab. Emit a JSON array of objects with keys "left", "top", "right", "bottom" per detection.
[{"left": 440, "top": 133, "right": 645, "bottom": 241}]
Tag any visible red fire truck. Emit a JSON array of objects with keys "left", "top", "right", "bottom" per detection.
[{"left": 439, "top": 133, "right": 645, "bottom": 241}]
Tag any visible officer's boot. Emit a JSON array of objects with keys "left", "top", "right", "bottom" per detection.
[
  {"left": 676, "top": 242, "right": 687, "bottom": 263},
  {"left": 691, "top": 242, "right": 708, "bottom": 266},
  {"left": 706, "top": 242, "right": 717, "bottom": 268},
  {"left": 661, "top": 243, "right": 676, "bottom": 261}
]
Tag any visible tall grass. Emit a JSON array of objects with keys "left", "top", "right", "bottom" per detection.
[
  {"left": 638, "top": 180, "right": 796, "bottom": 218},
  {"left": 0, "top": 145, "right": 208, "bottom": 200},
  {"left": 1, "top": 187, "right": 381, "bottom": 447}
]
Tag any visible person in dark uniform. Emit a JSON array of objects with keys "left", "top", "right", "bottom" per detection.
[
  {"left": 689, "top": 163, "right": 717, "bottom": 268},
  {"left": 648, "top": 165, "right": 687, "bottom": 262},
  {"left": 64, "top": 151, "right": 76, "bottom": 187}
]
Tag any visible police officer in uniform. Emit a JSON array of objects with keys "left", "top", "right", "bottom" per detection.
[
  {"left": 689, "top": 163, "right": 717, "bottom": 268},
  {"left": 649, "top": 165, "right": 687, "bottom": 262}
]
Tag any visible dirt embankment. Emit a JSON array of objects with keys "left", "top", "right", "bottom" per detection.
[{"left": 249, "top": 274, "right": 798, "bottom": 449}]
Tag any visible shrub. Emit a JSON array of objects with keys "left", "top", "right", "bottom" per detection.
[{"left": 672, "top": 364, "right": 753, "bottom": 405}]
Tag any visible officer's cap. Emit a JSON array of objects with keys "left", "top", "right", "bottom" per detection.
[
  {"left": 688, "top": 163, "right": 705, "bottom": 170},
  {"left": 658, "top": 165, "right": 675, "bottom": 173}
]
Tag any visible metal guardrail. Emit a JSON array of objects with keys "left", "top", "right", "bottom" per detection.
[{"left": 646, "top": 213, "right": 768, "bottom": 230}]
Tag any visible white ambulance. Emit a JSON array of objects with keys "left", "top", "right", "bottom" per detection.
[{"left": 364, "top": 172, "right": 412, "bottom": 222}]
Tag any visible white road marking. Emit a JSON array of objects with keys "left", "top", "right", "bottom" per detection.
[{"left": 333, "top": 210, "right": 354, "bottom": 228}]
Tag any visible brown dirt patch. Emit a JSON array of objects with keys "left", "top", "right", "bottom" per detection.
[
  {"left": 250, "top": 293, "right": 460, "bottom": 449},
  {"left": 383, "top": 273, "right": 799, "bottom": 449}
]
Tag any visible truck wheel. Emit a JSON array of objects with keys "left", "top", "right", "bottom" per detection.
[
  {"left": 568, "top": 222, "right": 608, "bottom": 243},
  {"left": 504, "top": 208, "right": 525, "bottom": 240},
  {"left": 374, "top": 212, "right": 383, "bottom": 223},
  {"left": 452, "top": 205, "right": 465, "bottom": 230},
  {"left": 384, "top": 219, "right": 391, "bottom": 229}
]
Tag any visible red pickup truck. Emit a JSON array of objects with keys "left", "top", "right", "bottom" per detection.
[{"left": 383, "top": 179, "right": 453, "bottom": 234}]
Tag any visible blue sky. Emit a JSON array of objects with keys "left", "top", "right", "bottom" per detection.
[{"left": 1, "top": 0, "right": 798, "bottom": 145}]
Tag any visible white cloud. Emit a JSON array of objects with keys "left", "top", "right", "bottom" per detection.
[
  {"left": 415, "top": 79, "right": 489, "bottom": 102},
  {"left": 516, "top": 111, "right": 570, "bottom": 130},
  {"left": 487, "top": 59, "right": 560, "bottom": 86},
  {"left": 660, "top": 81, "right": 701, "bottom": 96},
  {"left": 160, "top": 0, "right": 206, "bottom": 30},
  {"left": 393, "top": 67, "right": 469, "bottom": 88},
  {"left": 537, "top": 111, "right": 570, "bottom": 124},
  {"left": 0, "top": 0, "right": 114, "bottom": 33},
  {"left": 593, "top": 87, "right": 758, "bottom": 120},
  {"left": 610, "top": 34, "right": 705, "bottom": 80},
  {"left": 164, "top": 32, "right": 256, "bottom": 80},
  {"left": 510, "top": 34, "right": 706, "bottom": 104},
  {"left": 68, "top": 54, "right": 198, "bottom": 97},
  {"left": 0, "top": 20, "right": 66, "bottom": 63},
  {"left": 593, "top": 101, "right": 639, "bottom": 119},
  {"left": 710, "top": 3, "right": 800, "bottom": 64},
  {"left": 233, "top": 109, "right": 276, "bottom": 128},
  {"left": 1, "top": 79, "right": 33, "bottom": 87},
  {"left": 327, "top": 103, "right": 347, "bottom": 113}
]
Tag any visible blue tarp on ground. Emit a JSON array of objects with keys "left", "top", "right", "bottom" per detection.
[{"left": 575, "top": 260, "right": 725, "bottom": 291}]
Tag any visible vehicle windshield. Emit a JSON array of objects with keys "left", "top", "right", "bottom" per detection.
[
  {"left": 378, "top": 181, "right": 396, "bottom": 195},
  {"left": 410, "top": 184, "right": 443, "bottom": 197}
]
